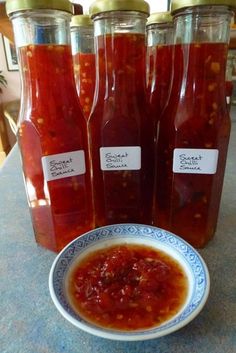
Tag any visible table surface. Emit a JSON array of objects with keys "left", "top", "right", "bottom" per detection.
[{"left": 0, "top": 124, "right": 236, "bottom": 353}]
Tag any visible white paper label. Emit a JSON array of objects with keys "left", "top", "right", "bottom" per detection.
[
  {"left": 42, "top": 150, "right": 86, "bottom": 181},
  {"left": 100, "top": 146, "right": 141, "bottom": 171},
  {"left": 173, "top": 148, "right": 219, "bottom": 174}
]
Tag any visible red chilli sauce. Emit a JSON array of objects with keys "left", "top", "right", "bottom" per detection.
[
  {"left": 18, "top": 44, "right": 94, "bottom": 252},
  {"left": 73, "top": 52, "right": 96, "bottom": 119},
  {"left": 66, "top": 244, "right": 188, "bottom": 330},
  {"left": 154, "top": 42, "right": 231, "bottom": 248},
  {"left": 88, "top": 33, "right": 155, "bottom": 227}
]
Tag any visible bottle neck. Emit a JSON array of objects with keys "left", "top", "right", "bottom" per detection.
[
  {"left": 173, "top": 6, "right": 232, "bottom": 44},
  {"left": 147, "top": 23, "right": 174, "bottom": 46},
  {"left": 10, "top": 10, "right": 71, "bottom": 47},
  {"left": 93, "top": 11, "right": 147, "bottom": 100},
  {"left": 170, "top": 6, "right": 232, "bottom": 103},
  {"left": 71, "top": 26, "right": 94, "bottom": 55}
]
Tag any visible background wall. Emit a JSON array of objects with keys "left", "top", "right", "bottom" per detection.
[
  {"left": 0, "top": 35, "right": 20, "bottom": 150},
  {"left": 0, "top": 35, "right": 20, "bottom": 103}
]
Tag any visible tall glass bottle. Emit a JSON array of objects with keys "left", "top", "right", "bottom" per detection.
[
  {"left": 88, "top": 0, "right": 155, "bottom": 226},
  {"left": 154, "top": 0, "right": 234, "bottom": 247},
  {"left": 146, "top": 12, "right": 174, "bottom": 127},
  {"left": 7, "top": 0, "right": 94, "bottom": 252},
  {"left": 71, "top": 15, "right": 95, "bottom": 119}
]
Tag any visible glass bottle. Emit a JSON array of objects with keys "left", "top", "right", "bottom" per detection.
[
  {"left": 71, "top": 15, "right": 95, "bottom": 119},
  {"left": 146, "top": 12, "right": 174, "bottom": 128},
  {"left": 154, "top": 0, "right": 234, "bottom": 247},
  {"left": 88, "top": 0, "right": 155, "bottom": 226},
  {"left": 7, "top": 0, "right": 94, "bottom": 252}
]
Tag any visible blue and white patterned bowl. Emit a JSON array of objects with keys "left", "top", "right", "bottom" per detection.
[{"left": 49, "top": 224, "right": 210, "bottom": 341}]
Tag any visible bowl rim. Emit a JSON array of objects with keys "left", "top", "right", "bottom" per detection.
[{"left": 49, "top": 223, "right": 210, "bottom": 341}]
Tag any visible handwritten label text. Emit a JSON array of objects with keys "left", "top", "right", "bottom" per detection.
[
  {"left": 100, "top": 146, "right": 141, "bottom": 171},
  {"left": 173, "top": 148, "right": 218, "bottom": 174},
  {"left": 42, "top": 150, "right": 86, "bottom": 181}
]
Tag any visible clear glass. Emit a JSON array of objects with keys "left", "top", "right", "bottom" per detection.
[
  {"left": 154, "top": 6, "right": 232, "bottom": 248},
  {"left": 11, "top": 10, "right": 71, "bottom": 46},
  {"left": 88, "top": 11, "right": 155, "bottom": 227},
  {"left": 174, "top": 6, "right": 231, "bottom": 43},
  {"left": 147, "top": 22, "right": 174, "bottom": 130},
  {"left": 71, "top": 25, "right": 95, "bottom": 119},
  {"left": 71, "top": 26, "right": 94, "bottom": 54},
  {"left": 10, "top": 9, "right": 94, "bottom": 252},
  {"left": 147, "top": 23, "right": 174, "bottom": 47}
]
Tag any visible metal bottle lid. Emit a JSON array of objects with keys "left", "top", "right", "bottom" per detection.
[
  {"left": 71, "top": 14, "right": 93, "bottom": 27},
  {"left": 6, "top": 0, "right": 73, "bottom": 16},
  {"left": 146, "top": 11, "right": 173, "bottom": 26},
  {"left": 89, "top": 0, "right": 150, "bottom": 18},
  {"left": 171, "top": 0, "right": 236, "bottom": 14}
]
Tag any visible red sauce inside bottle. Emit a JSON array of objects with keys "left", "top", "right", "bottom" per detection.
[
  {"left": 66, "top": 244, "right": 188, "bottom": 330},
  {"left": 18, "top": 44, "right": 94, "bottom": 252},
  {"left": 147, "top": 44, "right": 173, "bottom": 119},
  {"left": 73, "top": 52, "right": 96, "bottom": 119},
  {"left": 154, "top": 42, "right": 231, "bottom": 248},
  {"left": 88, "top": 33, "right": 154, "bottom": 226}
]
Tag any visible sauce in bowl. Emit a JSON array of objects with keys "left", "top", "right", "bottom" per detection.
[{"left": 66, "top": 244, "right": 188, "bottom": 331}]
